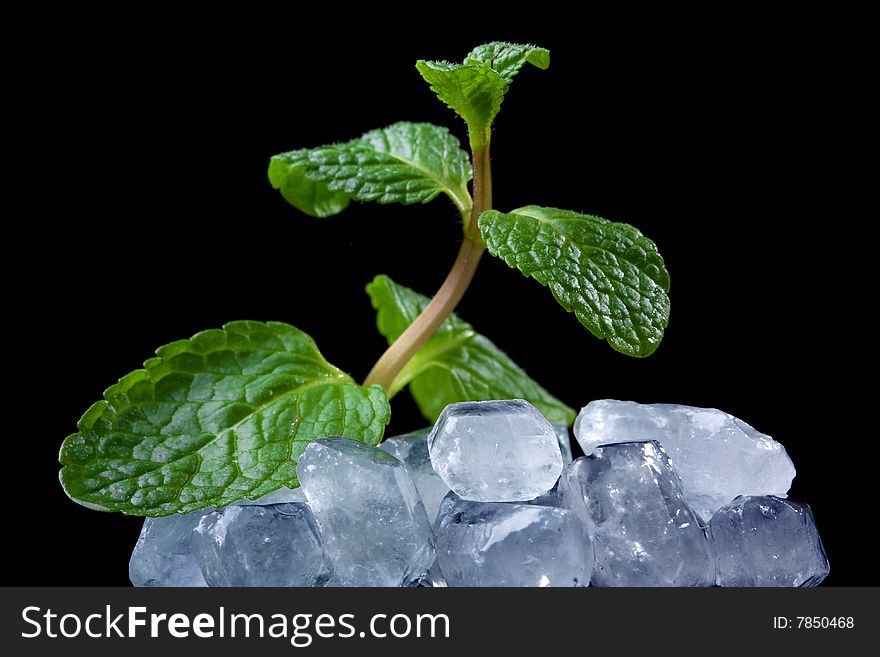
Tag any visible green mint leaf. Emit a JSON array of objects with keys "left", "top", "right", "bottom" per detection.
[
  {"left": 415, "top": 61, "right": 507, "bottom": 146},
  {"left": 59, "top": 321, "right": 390, "bottom": 517},
  {"left": 367, "top": 275, "right": 574, "bottom": 425},
  {"left": 416, "top": 42, "right": 549, "bottom": 146},
  {"left": 479, "top": 206, "right": 671, "bottom": 357},
  {"left": 464, "top": 42, "right": 550, "bottom": 84},
  {"left": 269, "top": 121, "right": 472, "bottom": 217}
]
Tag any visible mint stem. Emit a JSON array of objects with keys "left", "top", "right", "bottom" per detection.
[
  {"left": 467, "top": 140, "right": 492, "bottom": 238},
  {"left": 364, "top": 143, "right": 492, "bottom": 392}
]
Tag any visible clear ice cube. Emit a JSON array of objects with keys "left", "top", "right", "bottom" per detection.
[
  {"left": 574, "top": 400, "right": 796, "bottom": 520},
  {"left": 428, "top": 400, "right": 563, "bottom": 502},
  {"left": 192, "top": 502, "right": 332, "bottom": 586},
  {"left": 129, "top": 511, "right": 209, "bottom": 587},
  {"left": 708, "top": 495, "right": 829, "bottom": 587},
  {"left": 297, "top": 437, "right": 435, "bottom": 587},
  {"left": 435, "top": 492, "right": 592, "bottom": 587},
  {"left": 560, "top": 441, "right": 715, "bottom": 586}
]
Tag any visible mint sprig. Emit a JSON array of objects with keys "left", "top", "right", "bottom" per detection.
[{"left": 61, "top": 42, "right": 670, "bottom": 517}]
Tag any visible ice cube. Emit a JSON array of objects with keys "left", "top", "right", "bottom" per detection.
[
  {"left": 708, "top": 495, "right": 829, "bottom": 587},
  {"left": 129, "top": 511, "right": 209, "bottom": 587},
  {"left": 560, "top": 441, "right": 715, "bottom": 586},
  {"left": 297, "top": 437, "right": 435, "bottom": 587},
  {"left": 434, "top": 492, "right": 592, "bottom": 587},
  {"left": 428, "top": 400, "right": 563, "bottom": 502},
  {"left": 192, "top": 502, "right": 331, "bottom": 586},
  {"left": 574, "top": 400, "right": 796, "bottom": 520}
]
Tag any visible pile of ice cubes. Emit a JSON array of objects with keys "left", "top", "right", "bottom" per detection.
[{"left": 130, "top": 399, "right": 829, "bottom": 587}]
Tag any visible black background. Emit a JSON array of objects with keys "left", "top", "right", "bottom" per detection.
[{"left": 9, "top": 13, "right": 864, "bottom": 585}]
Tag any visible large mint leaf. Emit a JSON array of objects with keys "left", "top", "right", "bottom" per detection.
[
  {"left": 479, "top": 206, "right": 671, "bottom": 357},
  {"left": 367, "top": 275, "right": 574, "bottom": 425},
  {"left": 269, "top": 121, "right": 472, "bottom": 217},
  {"left": 416, "top": 42, "right": 549, "bottom": 145},
  {"left": 59, "top": 321, "right": 390, "bottom": 517}
]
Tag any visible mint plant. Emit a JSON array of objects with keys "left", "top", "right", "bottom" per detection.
[{"left": 59, "top": 42, "right": 670, "bottom": 517}]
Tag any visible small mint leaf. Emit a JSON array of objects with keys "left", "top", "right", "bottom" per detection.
[
  {"left": 416, "top": 42, "right": 549, "bottom": 145},
  {"left": 415, "top": 61, "right": 507, "bottom": 146},
  {"left": 479, "top": 206, "right": 671, "bottom": 357},
  {"left": 59, "top": 321, "right": 390, "bottom": 517},
  {"left": 269, "top": 122, "right": 472, "bottom": 217},
  {"left": 367, "top": 275, "right": 574, "bottom": 424}
]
